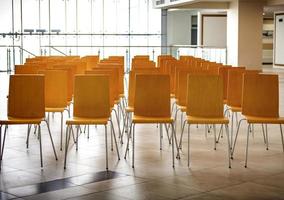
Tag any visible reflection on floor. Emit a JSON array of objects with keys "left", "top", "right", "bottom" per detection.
[{"left": 0, "top": 68, "right": 284, "bottom": 200}]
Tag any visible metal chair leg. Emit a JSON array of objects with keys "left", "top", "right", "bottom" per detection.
[
  {"left": 0, "top": 125, "right": 2, "bottom": 170},
  {"left": 64, "top": 125, "right": 71, "bottom": 169},
  {"left": 225, "top": 124, "right": 232, "bottom": 168},
  {"left": 231, "top": 112, "right": 234, "bottom": 148},
  {"left": 38, "top": 124, "right": 43, "bottom": 168},
  {"left": 261, "top": 124, "right": 267, "bottom": 144},
  {"left": 213, "top": 125, "right": 217, "bottom": 150},
  {"left": 231, "top": 119, "right": 245, "bottom": 159},
  {"left": 265, "top": 124, "right": 269, "bottom": 150},
  {"left": 71, "top": 125, "right": 76, "bottom": 143},
  {"left": 110, "top": 120, "right": 120, "bottom": 160},
  {"left": 217, "top": 124, "right": 223, "bottom": 143},
  {"left": 105, "top": 125, "right": 108, "bottom": 171},
  {"left": 111, "top": 118, "right": 114, "bottom": 151},
  {"left": 245, "top": 124, "right": 251, "bottom": 168},
  {"left": 171, "top": 124, "right": 180, "bottom": 159},
  {"left": 124, "top": 122, "right": 133, "bottom": 159},
  {"left": 87, "top": 125, "right": 90, "bottom": 139},
  {"left": 44, "top": 120, "right": 58, "bottom": 160},
  {"left": 112, "top": 109, "right": 122, "bottom": 139},
  {"left": 132, "top": 123, "right": 136, "bottom": 168},
  {"left": 26, "top": 124, "right": 31, "bottom": 148},
  {"left": 179, "top": 120, "right": 187, "bottom": 149},
  {"left": 159, "top": 124, "right": 163, "bottom": 150},
  {"left": 280, "top": 124, "right": 284, "bottom": 152},
  {"left": 188, "top": 124, "right": 190, "bottom": 167},
  {"left": 60, "top": 112, "right": 63, "bottom": 151},
  {"left": 0, "top": 125, "right": 7, "bottom": 170},
  {"left": 164, "top": 124, "right": 171, "bottom": 144},
  {"left": 76, "top": 125, "right": 79, "bottom": 151},
  {"left": 170, "top": 123, "right": 175, "bottom": 168}
]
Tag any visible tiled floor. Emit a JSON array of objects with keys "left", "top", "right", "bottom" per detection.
[{"left": 0, "top": 68, "right": 284, "bottom": 200}]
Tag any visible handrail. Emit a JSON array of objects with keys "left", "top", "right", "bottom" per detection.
[
  {"left": 0, "top": 45, "right": 36, "bottom": 57},
  {"left": 0, "top": 32, "right": 162, "bottom": 36},
  {"left": 18, "top": 46, "right": 36, "bottom": 57},
  {"left": 50, "top": 47, "right": 67, "bottom": 56},
  {"left": 41, "top": 45, "right": 227, "bottom": 49}
]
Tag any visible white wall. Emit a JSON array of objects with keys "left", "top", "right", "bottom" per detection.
[
  {"left": 167, "top": 10, "right": 194, "bottom": 45},
  {"left": 274, "top": 13, "right": 284, "bottom": 66},
  {"left": 202, "top": 15, "right": 227, "bottom": 47}
]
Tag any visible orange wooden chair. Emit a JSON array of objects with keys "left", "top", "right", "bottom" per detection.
[
  {"left": 40, "top": 70, "right": 69, "bottom": 150},
  {"left": 231, "top": 73, "right": 284, "bottom": 167},
  {"left": 180, "top": 74, "right": 231, "bottom": 168},
  {"left": 124, "top": 74, "right": 179, "bottom": 168},
  {"left": 0, "top": 75, "right": 58, "bottom": 170},
  {"left": 64, "top": 75, "right": 120, "bottom": 170}
]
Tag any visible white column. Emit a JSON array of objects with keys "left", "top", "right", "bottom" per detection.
[{"left": 227, "top": 0, "right": 264, "bottom": 68}]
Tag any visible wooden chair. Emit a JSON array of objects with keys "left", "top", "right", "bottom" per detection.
[
  {"left": 181, "top": 74, "right": 231, "bottom": 168},
  {"left": 124, "top": 74, "right": 179, "bottom": 168},
  {"left": 231, "top": 73, "right": 284, "bottom": 167},
  {"left": 64, "top": 75, "right": 120, "bottom": 170},
  {"left": 0, "top": 75, "right": 58, "bottom": 170},
  {"left": 85, "top": 69, "right": 121, "bottom": 143},
  {"left": 40, "top": 70, "right": 69, "bottom": 150}
]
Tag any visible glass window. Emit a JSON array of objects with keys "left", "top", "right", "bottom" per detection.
[{"left": 0, "top": 0, "right": 162, "bottom": 70}]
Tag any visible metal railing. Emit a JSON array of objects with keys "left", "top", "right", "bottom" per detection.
[
  {"left": 0, "top": 44, "right": 227, "bottom": 73},
  {"left": 0, "top": 45, "right": 36, "bottom": 73}
]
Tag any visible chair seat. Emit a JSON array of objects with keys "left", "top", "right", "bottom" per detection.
[
  {"left": 46, "top": 107, "right": 66, "bottom": 113},
  {"left": 244, "top": 115, "right": 284, "bottom": 124},
  {"left": 66, "top": 117, "right": 109, "bottom": 125},
  {"left": 0, "top": 117, "right": 44, "bottom": 125},
  {"left": 228, "top": 106, "right": 242, "bottom": 112},
  {"left": 125, "top": 106, "right": 134, "bottom": 113},
  {"left": 186, "top": 115, "right": 229, "bottom": 124},
  {"left": 132, "top": 115, "right": 173, "bottom": 124}
]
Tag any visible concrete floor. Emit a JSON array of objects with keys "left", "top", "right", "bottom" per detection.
[{"left": 0, "top": 68, "right": 284, "bottom": 200}]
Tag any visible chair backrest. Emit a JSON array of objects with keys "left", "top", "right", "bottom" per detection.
[
  {"left": 176, "top": 68, "right": 190, "bottom": 107},
  {"left": 15, "top": 65, "right": 39, "bottom": 74},
  {"left": 85, "top": 69, "right": 115, "bottom": 107},
  {"left": 40, "top": 70, "right": 68, "bottom": 108},
  {"left": 128, "top": 69, "right": 160, "bottom": 108},
  {"left": 131, "top": 61, "right": 156, "bottom": 70},
  {"left": 81, "top": 55, "right": 100, "bottom": 70},
  {"left": 52, "top": 64, "right": 76, "bottom": 102},
  {"left": 186, "top": 74, "right": 223, "bottom": 118},
  {"left": 227, "top": 67, "right": 246, "bottom": 108},
  {"left": 218, "top": 65, "right": 232, "bottom": 101},
  {"left": 8, "top": 75, "right": 45, "bottom": 118},
  {"left": 73, "top": 75, "right": 110, "bottom": 118},
  {"left": 242, "top": 73, "right": 279, "bottom": 118},
  {"left": 134, "top": 74, "right": 171, "bottom": 117},
  {"left": 97, "top": 63, "right": 124, "bottom": 95}
]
